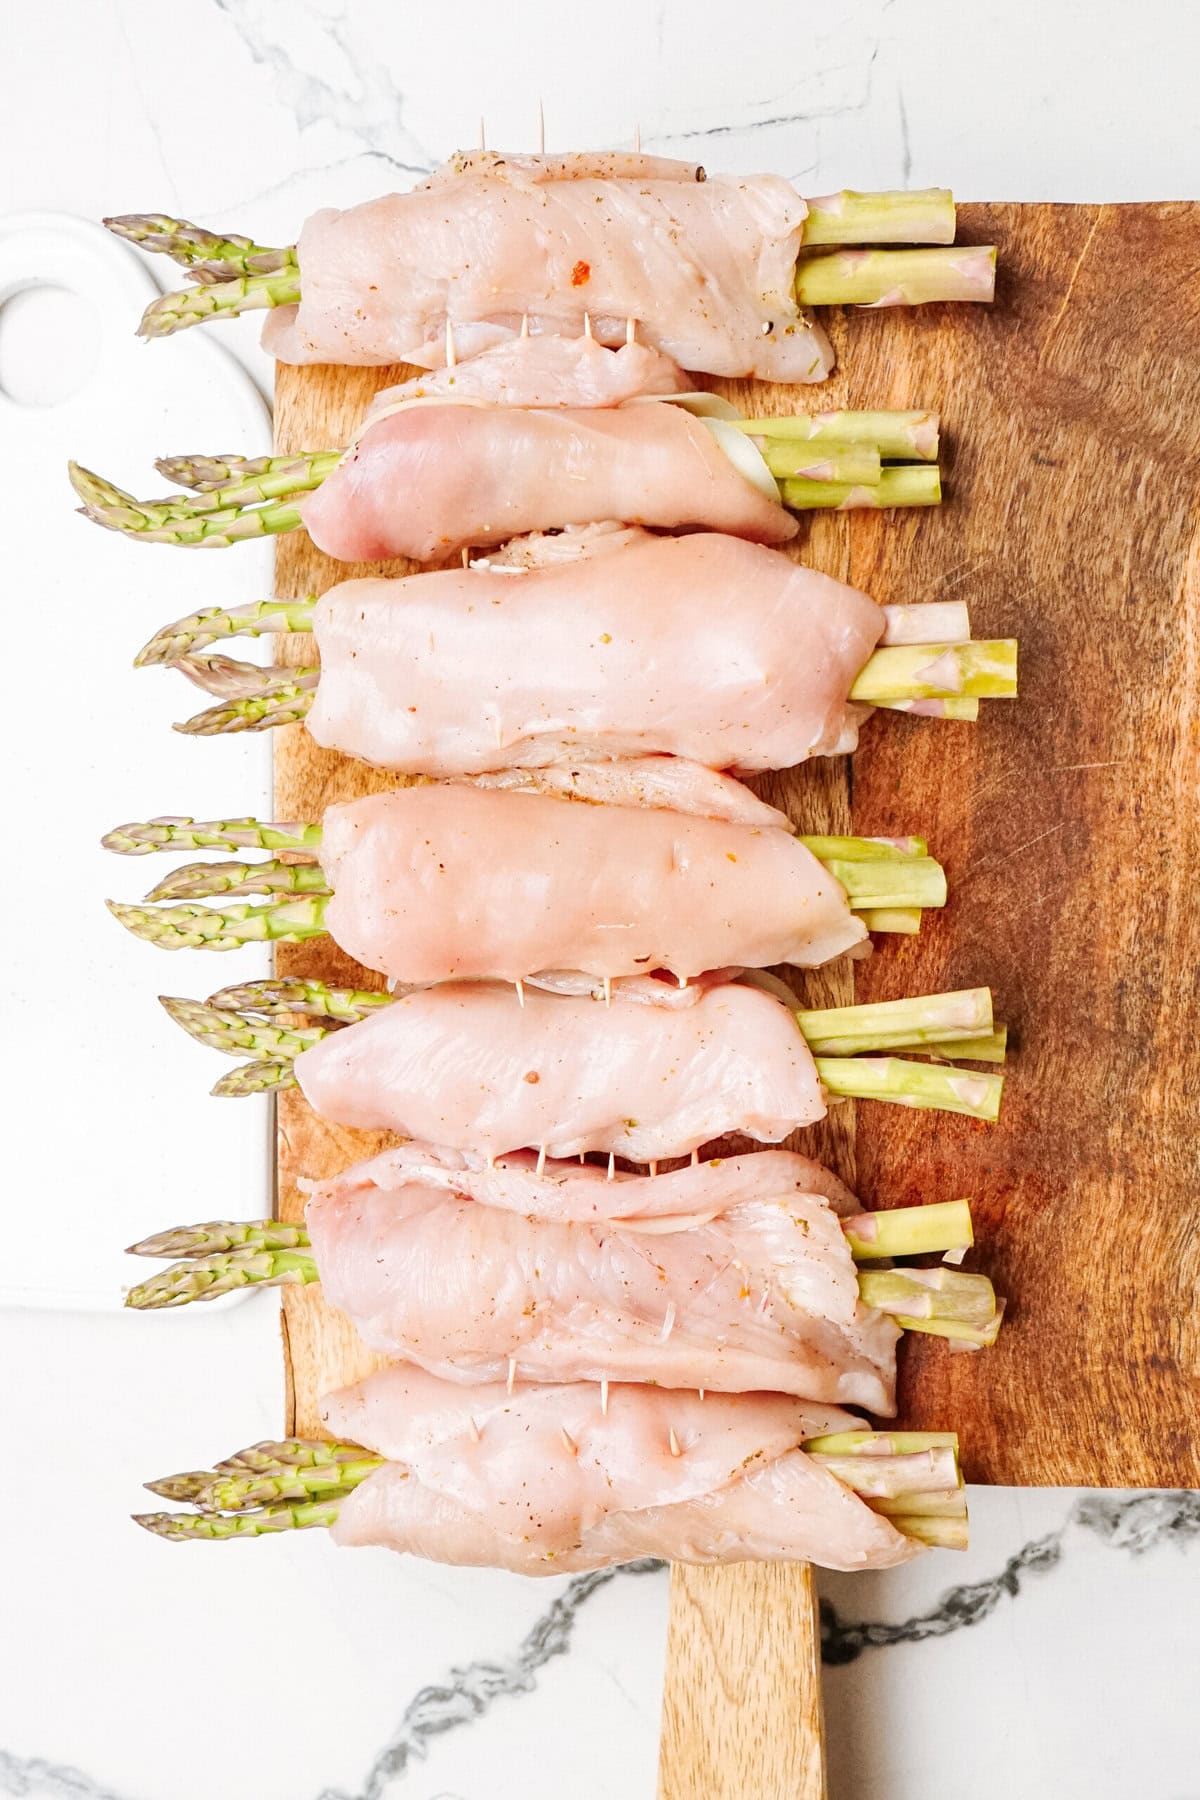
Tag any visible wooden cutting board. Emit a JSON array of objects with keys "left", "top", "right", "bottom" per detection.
[{"left": 271, "top": 203, "right": 1200, "bottom": 1795}]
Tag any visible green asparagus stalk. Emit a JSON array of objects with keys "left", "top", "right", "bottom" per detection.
[
  {"left": 886, "top": 1515, "right": 969, "bottom": 1549},
  {"left": 816, "top": 1055, "right": 1004, "bottom": 1122},
  {"left": 856, "top": 907, "right": 921, "bottom": 935},
  {"left": 176, "top": 684, "right": 317, "bottom": 737},
  {"left": 106, "top": 895, "right": 329, "bottom": 951},
  {"left": 843, "top": 1199, "right": 973, "bottom": 1260},
  {"left": 157, "top": 996, "right": 327, "bottom": 1059},
  {"left": 215, "top": 1439, "right": 377, "bottom": 1474},
  {"left": 761, "top": 442, "right": 882, "bottom": 484},
  {"left": 857, "top": 1267, "right": 997, "bottom": 1328},
  {"left": 145, "top": 859, "right": 330, "bottom": 902},
  {"left": 104, "top": 215, "right": 297, "bottom": 280},
  {"left": 135, "top": 1500, "right": 341, "bottom": 1538},
  {"left": 70, "top": 461, "right": 305, "bottom": 546},
  {"left": 211, "top": 1059, "right": 297, "bottom": 1099},
  {"left": 157, "top": 453, "right": 318, "bottom": 490},
  {"left": 207, "top": 977, "right": 393, "bottom": 1022},
  {"left": 126, "top": 1247, "right": 319, "bottom": 1309},
  {"left": 780, "top": 465, "right": 942, "bottom": 511},
  {"left": 102, "top": 816, "right": 323, "bottom": 855},
  {"left": 794, "top": 245, "right": 997, "bottom": 307},
  {"left": 175, "top": 654, "right": 320, "bottom": 701},
  {"left": 136, "top": 599, "right": 317, "bottom": 667},
  {"left": 797, "top": 987, "right": 991, "bottom": 1057},
  {"left": 737, "top": 410, "right": 938, "bottom": 460},
  {"left": 850, "top": 641, "right": 1018, "bottom": 703},
  {"left": 129, "top": 1220, "right": 311, "bottom": 1258},
  {"left": 928, "top": 1026, "right": 1008, "bottom": 1064},
  {"left": 880, "top": 602, "right": 969, "bottom": 644},
  {"left": 802, "top": 190, "right": 956, "bottom": 247},
  {"left": 137, "top": 268, "right": 303, "bottom": 339},
  {"left": 803, "top": 1430, "right": 960, "bottom": 1456}
]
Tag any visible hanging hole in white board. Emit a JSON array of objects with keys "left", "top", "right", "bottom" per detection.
[{"left": 0, "top": 282, "right": 100, "bottom": 407}]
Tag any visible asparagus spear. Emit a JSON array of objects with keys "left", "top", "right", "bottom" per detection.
[
  {"left": 816, "top": 1056, "right": 1003, "bottom": 1122},
  {"left": 206, "top": 977, "right": 393, "bottom": 1022},
  {"left": 144, "top": 859, "right": 330, "bottom": 902},
  {"left": 136, "top": 599, "right": 317, "bottom": 667},
  {"left": 850, "top": 641, "right": 1019, "bottom": 703},
  {"left": 104, "top": 215, "right": 297, "bottom": 280},
  {"left": 211, "top": 1059, "right": 297, "bottom": 1098},
  {"left": 794, "top": 245, "right": 997, "bottom": 307},
  {"left": 802, "top": 190, "right": 956, "bottom": 247},
  {"left": 174, "top": 654, "right": 320, "bottom": 700},
  {"left": 102, "top": 816, "right": 323, "bottom": 855},
  {"left": 175, "top": 684, "right": 318, "bottom": 737},
  {"left": 134, "top": 1429, "right": 967, "bottom": 1546},
  {"left": 737, "top": 410, "right": 939, "bottom": 462},
  {"left": 107, "top": 896, "right": 328, "bottom": 951},
  {"left": 129, "top": 1220, "right": 311, "bottom": 1257},
  {"left": 137, "top": 268, "right": 304, "bottom": 339},
  {"left": 779, "top": 466, "right": 941, "bottom": 510},
  {"left": 70, "top": 461, "right": 305, "bottom": 546},
  {"left": 157, "top": 996, "right": 327, "bottom": 1058}
]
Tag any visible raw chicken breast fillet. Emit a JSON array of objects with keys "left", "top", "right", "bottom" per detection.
[
  {"left": 299, "top": 399, "right": 793, "bottom": 562},
  {"left": 262, "top": 150, "right": 833, "bottom": 382},
  {"left": 294, "top": 979, "right": 824, "bottom": 1162},
  {"left": 306, "top": 529, "right": 882, "bottom": 774},
  {"left": 319, "top": 782, "right": 867, "bottom": 984},
  {"left": 305, "top": 1145, "right": 900, "bottom": 1410},
  {"left": 322, "top": 1368, "right": 918, "bottom": 1573}
]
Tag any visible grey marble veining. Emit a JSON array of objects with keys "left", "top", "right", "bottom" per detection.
[{"left": 6, "top": 1492, "right": 1197, "bottom": 1799}]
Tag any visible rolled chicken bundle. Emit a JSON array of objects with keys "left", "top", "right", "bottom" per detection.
[
  {"left": 317, "top": 782, "right": 867, "bottom": 984},
  {"left": 320, "top": 1369, "right": 921, "bottom": 1573},
  {"left": 306, "top": 530, "right": 879, "bottom": 773},
  {"left": 303, "top": 1145, "right": 900, "bottom": 1412}
]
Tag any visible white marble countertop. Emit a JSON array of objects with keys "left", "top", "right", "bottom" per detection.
[{"left": 2, "top": 3, "right": 1198, "bottom": 1796}]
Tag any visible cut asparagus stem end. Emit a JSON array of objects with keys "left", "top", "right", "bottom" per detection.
[
  {"left": 892, "top": 1308, "right": 1006, "bottom": 1347},
  {"left": 736, "top": 410, "right": 939, "bottom": 461},
  {"left": 103, "top": 816, "right": 323, "bottom": 855},
  {"left": 798, "top": 834, "right": 928, "bottom": 861},
  {"left": 871, "top": 1488, "right": 967, "bottom": 1519},
  {"left": 844, "top": 1198, "right": 975, "bottom": 1260},
  {"left": 159, "top": 995, "right": 327, "bottom": 1060},
  {"left": 134, "top": 1501, "right": 340, "bottom": 1538},
  {"left": 762, "top": 442, "right": 882, "bottom": 484},
  {"left": 802, "top": 189, "right": 957, "bottom": 248},
  {"left": 211, "top": 1059, "right": 298, "bottom": 1098},
  {"left": 135, "top": 598, "right": 317, "bottom": 666},
  {"left": 828, "top": 854, "right": 946, "bottom": 912},
  {"left": 851, "top": 641, "right": 1018, "bottom": 703},
  {"left": 858, "top": 1267, "right": 998, "bottom": 1329},
  {"left": 808, "top": 1446, "right": 960, "bottom": 1498},
  {"left": 874, "top": 695, "right": 981, "bottom": 721},
  {"left": 803, "top": 1430, "right": 959, "bottom": 1456},
  {"left": 137, "top": 268, "right": 303, "bottom": 340},
  {"left": 207, "top": 978, "right": 393, "bottom": 1023},
  {"left": 107, "top": 895, "right": 329, "bottom": 952},
  {"left": 815, "top": 1055, "right": 1003, "bottom": 1121},
  {"left": 857, "top": 907, "right": 922, "bottom": 935},
  {"left": 128, "top": 1220, "right": 311, "bottom": 1258},
  {"left": 781, "top": 466, "right": 941, "bottom": 511},
  {"left": 927, "top": 1026, "right": 1008, "bottom": 1064},
  {"left": 798, "top": 988, "right": 992, "bottom": 1058},
  {"left": 126, "top": 1248, "right": 320, "bottom": 1310},
  {"left": 885, "top": 1514, "right": 969, "bottom": 1549},
  {"left": 104, "top": 215, "right": 297, "bottom": 279},
  {"left": 794, "top": 244, "right": 997, "bottom": 307},
  {"left": 176, "top": 686, "right": 316, "bottom": 737},
  {"left": 881, "top": 602, "right": 971, "bottom": 646},
  {"left": 145, "top": 858, "right": 329, "bottom": 903}
]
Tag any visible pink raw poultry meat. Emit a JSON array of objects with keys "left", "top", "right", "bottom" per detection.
[
  {"left": 304, "top": 1146, "right": 899, "bottom": 1410},
  {"left": 298, "top": 397, "right": 793, "bottom": 562},
  {"left": 361, "top": 332, "right": 690, "bottom": 410},
  {"left": 318, "top": 781, "right": 866, "bottom": 984},
  {"left": 262, "top": 150, "right": 832, "bottom": 382},
  {"left": 306, "top": 529, "right": 881, "bottom": 774},
  {"left": 294, "top": 978, "right": 824, "bottom": 1162},
  {"left": 322, "top": 1368, "right": 918, "bottom": 1573}
]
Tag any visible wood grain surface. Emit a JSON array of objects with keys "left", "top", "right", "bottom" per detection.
[
  {"left": 270, "top": 200, "right": 1200, "bottom": 1800},
  {"left": 276, "top": 203, "right": 1200, "bottom": 1487},
  {"left": 657, "top": 1562, "right": 826, "bottom": 1800}
]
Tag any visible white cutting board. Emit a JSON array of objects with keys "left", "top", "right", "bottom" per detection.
[{"left": 0, "top": 213, "right": 274, "bottom": 1308}]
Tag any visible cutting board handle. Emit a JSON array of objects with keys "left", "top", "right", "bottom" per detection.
[{"left": 657, "top": 1561, "right": 827, "bottom": 1799}]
